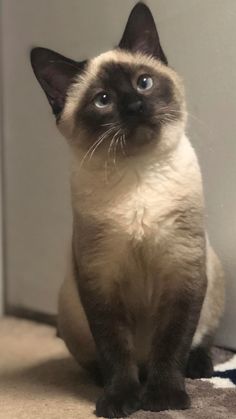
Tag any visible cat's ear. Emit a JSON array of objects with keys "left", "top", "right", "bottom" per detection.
[
  {"left": 118, "top": 2, "right": 168, "bottom": 65},
  {"left": 30, "top": 47, "right": 86, "bottom": 117}
]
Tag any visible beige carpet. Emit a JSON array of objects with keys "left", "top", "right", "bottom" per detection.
[{"left": 0, "top": 317, "right": 235, "bottom": 419}]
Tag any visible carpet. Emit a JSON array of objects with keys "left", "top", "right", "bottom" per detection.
[{"left": 0, "top": 317, "right": 235, "bottom": 419}]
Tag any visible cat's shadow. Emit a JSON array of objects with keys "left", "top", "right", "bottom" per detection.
[{"left": 2, "top": 355, "right": 101, "bottom": 403}]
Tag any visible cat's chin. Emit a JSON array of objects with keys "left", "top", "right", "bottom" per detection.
[{"left": 126, "top": 125, "right": 158, "bottom": 154}]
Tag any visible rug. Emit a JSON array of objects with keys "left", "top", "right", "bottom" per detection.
[{"left": 0, "top": 317, "right": 235, "bottom": 419}]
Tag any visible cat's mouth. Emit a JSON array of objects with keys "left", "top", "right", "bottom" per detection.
[
  {"left": 110, "top": 122, "right": 159, "bottom": 157},
  {"left": 127, "top": 123, "right": 157, "bottom": 147},
  {"left": 80, "top": 120, "right": 160, "bottom": 163}
]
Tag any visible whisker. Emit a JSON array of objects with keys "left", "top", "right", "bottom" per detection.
[
  {"left": 113, "top": 136, "right": 120, "bottom": 167},
  {"left": 88, "top": 135, "right": 107, "bottom": 161},
  {"left": 156, "top": 107, "right": 209, "bottom": 131},
  {"left": 79, "top": 138, "right": 101, "bottom": 170},
  {"left": 79, "top": 125, "right": 116, "bottom": 169},
  {"left": 89, "top": 126, "right": 118, "bottom": 162},
  {"left": 108, "top": 133, "right": 117, "bottom": 162},
  {"left": 120, "top": 134, "right": 127, "bottom": 157},
  {"left": 101, "top": 121, "right": 119, "bottom": 127},
  {"left": 108, "top": 128, "right": 122, "bottom": 166}
]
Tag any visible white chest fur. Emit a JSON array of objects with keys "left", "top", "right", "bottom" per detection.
[{"left": 71, "top": 134, "right": 202, "bottom": 244}]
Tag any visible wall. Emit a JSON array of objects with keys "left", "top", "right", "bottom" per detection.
[
  {"left": 1, "top": 1, "right": 235, "bottom": 347},
  {"left": 0, "top": 0, "right": 4, "bottom": 315}
]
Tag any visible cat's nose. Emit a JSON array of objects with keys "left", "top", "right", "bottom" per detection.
[{"left": 126, "top": 100, "right": 143, "bottom": 114}]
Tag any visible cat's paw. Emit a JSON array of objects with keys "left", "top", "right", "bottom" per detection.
[
  {"left": 186, "top": 347, "right": 213, "bottom": 379},
  {"left": 141, "top": 385, "right": 190, "bottom": 412},
  {"left": 95, "top": 383, "right": 141, "bottom": 418}
]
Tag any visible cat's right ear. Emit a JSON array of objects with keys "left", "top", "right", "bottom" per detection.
[
  {"left": 30, "top": 47, "right": 86, "bottom": 117},
  {"left": 118, "top": 2, "right": 168, "bottom": 65}
]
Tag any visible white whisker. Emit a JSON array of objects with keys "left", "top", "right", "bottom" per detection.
[
  {"left": 79, "top": 125, "right": 116, "bottom": 169},
  {"left": 113, "top": 136, "right": 120, "bottom": 167},
  {"left": 88, "top": 136, "right": 106, "bottom": 161},
  {"left": 101, "top": 121, "right": 120, "bottom": 128},
  {"left": 108, "top": 128, "right": 121, "bottom": 164},
  {"left": 120, "top": 134, "right": 127, "bottom": 157}
]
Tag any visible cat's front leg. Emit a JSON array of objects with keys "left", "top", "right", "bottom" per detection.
[
  {"left": 141, "top": 259, "right": 206, "bottom": 412},
  {"left": 78, "top": 276, "right": 141, "bottom": 418}
]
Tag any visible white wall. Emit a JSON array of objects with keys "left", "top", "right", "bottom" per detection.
[
  {"left": 0, "top": 146, "right": 3, "bottom": 316},
  {"left": 0, "top": 0, "right": 4, "bottom": 315},
  {"left": 2, "top": 1, "right": 235, "bottom": 347}
]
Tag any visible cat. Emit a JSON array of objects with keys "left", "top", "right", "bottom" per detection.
[{"left": 30, "top": 2, "right": 225, "bottom": 418}]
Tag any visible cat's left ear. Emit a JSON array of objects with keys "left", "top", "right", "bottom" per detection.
[
  {"left": 118, "top": 2, "right": 168, "bottom": 65},
  {"left": 31, "top": 47, "right": 86, "bottom": 117}
]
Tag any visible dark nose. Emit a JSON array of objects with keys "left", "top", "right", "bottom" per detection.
[{"left": 126, "top": 100, "right": 143, "bottom": 115}]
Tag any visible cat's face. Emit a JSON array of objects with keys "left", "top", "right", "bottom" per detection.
[
  {"left": 31, "top": 3, "right": 186, "bottom": 159},
  {"left": 61, "top": 50, "right": 185, "bottom": 156}
]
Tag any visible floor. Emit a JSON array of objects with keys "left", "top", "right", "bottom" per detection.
[{"left": 0, "top": 317, "right": 235, "bottom": 419}]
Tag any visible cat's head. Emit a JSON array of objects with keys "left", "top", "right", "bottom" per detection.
[{"left": 31, "top": 2, "right": 186, "bottom": 160}]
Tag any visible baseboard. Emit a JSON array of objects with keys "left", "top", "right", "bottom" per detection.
[{"left": 6, "top": 305, "right": 57, "bottom": 327}]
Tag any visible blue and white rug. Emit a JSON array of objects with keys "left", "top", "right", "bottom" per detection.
[
  {"left": 208, "top": 353, "right": 236, "bottom": 389},
  {"left": 154, "top": 347, "right": 236, "bottom": 419}
]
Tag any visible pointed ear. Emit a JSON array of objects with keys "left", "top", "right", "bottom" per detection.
[
  {"left": 30, "top": 47, "right": 86, "bottom": 117},
  {"left": 118, "top": 2, "right": 168, "bottom": 65}
]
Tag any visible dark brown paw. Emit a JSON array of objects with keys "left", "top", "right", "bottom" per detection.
[
  {"left": 86, "top": 361, "right": 104, "bottom": 387},
  {"left": 141, "top": 386, "right": 190, "bottom": 412},
  {"left": 95, "top": 383, "right": 141, "bottom": 418},
  {"left": 186, "top": 347, "right": 213, "bottom": 379}
]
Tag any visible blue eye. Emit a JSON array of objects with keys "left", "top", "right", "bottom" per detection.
[
  {"left": 137, "top": 74, "right": 153, "bottom": 92},
  {"left": 94, "top": 92, "right": 111, "bottom": 108}
]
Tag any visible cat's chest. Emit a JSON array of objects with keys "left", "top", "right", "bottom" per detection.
[
  {"left": 76, "top": 166, "right": 179, "bottom": 242},
  {"left": 110, "top": 185, "right": 163, "bottom": 240}
]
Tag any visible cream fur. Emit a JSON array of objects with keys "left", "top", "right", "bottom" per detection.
[{"left": 58, "top": 49, "right": 225, "bottom": 366}]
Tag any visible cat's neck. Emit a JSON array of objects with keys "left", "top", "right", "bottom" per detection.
[
  {"left": 70, "top": 129, "right": 192, "bottom": 194},
  {"left": 69, "top": 132, "right": 202, "bottom": 223},
  {"left": 71, "top": 122, "right": 184, "bottom": 179}
]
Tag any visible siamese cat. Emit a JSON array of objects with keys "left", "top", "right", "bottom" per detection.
[{"left": 31, "top": 3, "right": 225, "bottom": 418}]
